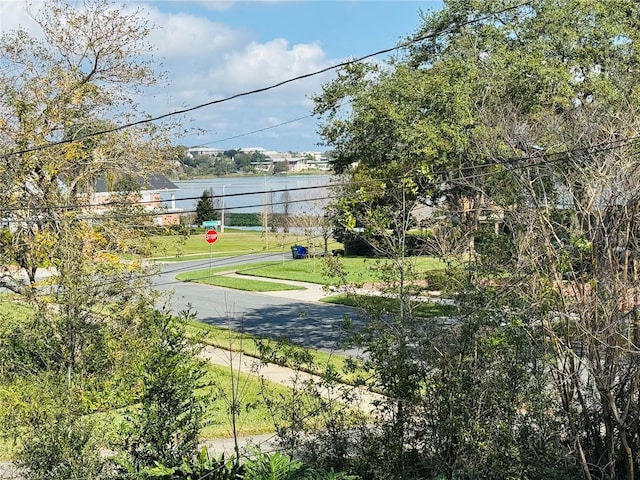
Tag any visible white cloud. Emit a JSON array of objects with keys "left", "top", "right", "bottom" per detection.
[
  {"left": 194, "top": 1, "right": 236, "bottom": 12},
  {"left": 144, "top": 8, "right": 248, "bottom": 58},
  {"left": 1, "top": 1, "right": 334, "bottom": 150},
  {"left": 134, "top": 5, "right": 336, "bottom": 113},
  {"left": 201, "top": 38, "right": 335, "bottom": 102},
  {"left": 195, "top": 0, "right": 292, "bottom": 10},
  {"left": 217, "top": 39, "right": 326, "bottom": 83},
  {"left": 0, "top": 1, "right": 44, "bottom": 36}
]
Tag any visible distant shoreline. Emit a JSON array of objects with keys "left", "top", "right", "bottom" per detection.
[{"left": 172, "top": 171, "right": 333, "bottom": 181}]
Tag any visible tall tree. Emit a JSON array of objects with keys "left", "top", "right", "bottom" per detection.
[
  {"left": 0, "top": 1, "right": 196, "bottom": 476},
  {"left": 0, "top": 0, "right": 175, "bottom": 292},
  {"left": 195, "top": 188, "right": 220, "bottom": 224},
  {"left": 313, "top": 0, "right": 640, "bottom": 478}
]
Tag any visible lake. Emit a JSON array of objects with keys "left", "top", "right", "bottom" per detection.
[{"left": 162, "top": 174, "right": 336, "bottom": 215}]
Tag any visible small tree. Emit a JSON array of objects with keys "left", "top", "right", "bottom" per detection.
[
  {"left": 10, "top": 379, "right": 106, "bottom": 480},
  {"left": 115, "top": 309, "right": 207, "bottom": 473},
  {"left": 195, "top": 188, "right": 219, "bottom": 225},
  {"left": 273, "top": 160, "right": 290, "bottom": 174}
]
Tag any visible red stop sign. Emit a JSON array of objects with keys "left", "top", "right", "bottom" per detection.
[{"left": 205, "top": 229, "right": 218, "bottom": 244}]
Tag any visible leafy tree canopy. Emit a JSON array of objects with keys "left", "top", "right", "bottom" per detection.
[{"left": 312, "top": 1, "right": 640, "bottom": 478}]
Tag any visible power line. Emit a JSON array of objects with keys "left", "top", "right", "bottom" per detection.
[
  {"left": 192, "top": 97, "right": 353, "bottom": 147},
  {"left": 0, "top": 181, "right": 337, "bottom": 213},
  {"left": 191, "top": 115, "right": 315, "bottom": 148},
  {"left": 3, "top": 131, "right": 636, "bottom": 216},
  {"left": 0, "top": 193, "right": 336, "bottom": 224},
  {"left": 0, "top": 0, "right": 534, "bottom": 160}
]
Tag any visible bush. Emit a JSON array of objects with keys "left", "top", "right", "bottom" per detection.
[
  {"left": 422, "top": 268, "right": 466, "bottom": 293},
  {"left": 11, "top": 381, "right": 106, "bottom": 480},
  {"left": 134, "top": 448, "right": 358, "bottom": 480},
  {"left": 244, "top": 451, "right": 359, "bottom": 480},
  {"left": 114, "top": 310, "right": 207, "bottom": 474},
  {"left": 340, "top": 233, "right": 438, "bottom": 258},
  {"left": 139, "top": 448, "right": 244, "bottom": 479}
]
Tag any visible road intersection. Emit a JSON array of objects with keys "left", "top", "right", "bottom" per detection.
[{"left": 152, "top": 253, "right": 365, "bottom": 356}]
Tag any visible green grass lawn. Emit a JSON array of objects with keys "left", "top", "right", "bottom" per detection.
[
  {"left": 200, "top": 362, "right": 287, "bottom": 438},
  {"left": 221, "top": 256, "right": 448, "bottom": 286},
  {"left": 151, "top": 229, "right": 342, "bottom": 261},
  {"left": 176, "top": 270, "right": 304, "bottom": 291},
  {"left": 0, "top": 295, "right": 34, "bottom": 321}
]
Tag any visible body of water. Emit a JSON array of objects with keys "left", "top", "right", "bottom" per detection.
[{"left": 162, "top": 174, "right": 335, "bottom": 215}]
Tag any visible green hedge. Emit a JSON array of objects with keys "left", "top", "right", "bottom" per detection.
[
  {"left": 225, "top": 213, "right": 290, "bottom": 227},
  {"left": 226, "top": 212, "right": 261, "bottom": 226}
]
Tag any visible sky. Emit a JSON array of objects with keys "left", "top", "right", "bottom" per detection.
[{"left": 1, "top": 0, "right": 443, "bottom": 153}]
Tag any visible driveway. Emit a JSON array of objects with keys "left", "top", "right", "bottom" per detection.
[{"left": 152, "top": 254, "right": 365, "bottom": 355}]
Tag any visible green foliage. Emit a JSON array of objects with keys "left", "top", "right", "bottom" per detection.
[
  {"left": 6, "top": 378, "right": 107, "bottom": 480},
  {"left": 195, "top": 189, "right": 219, "bottom": 225},
  {"left": 273, "top": 161, "right": 290, "bottom": 174},
  {"left": 421, "top": 268, "right": 466, "bottom": 293},
  {"left": 225, "top": 212, "right": 267, "bottom": 227},
  {"left": 244, "top": 450, "right": 358, "bottom": 480},
  {"left": 115, "top": 310, "right": 207, "bottom": 473},
  {"left": 175, "top": 150, "right": 263, "bottom": 176},
  {"left": 0, "top": 309, "right": 61, "bottom": 378},
  {"left": 244, "top": 451, "right": 306, "bottom": 480},
  {"left": 320, "top": 294, "right": 458, "bottom": 318},
  {"left": 132, "top": 448, "right": 358, "bottom": 480},
  {"left": 226, "top": 212, "right": 262, "bottom": 226},
  {"left": 213, "top": 157, "right": 236, "bottom": 176},
  {"left": 310, "top": 1, "right": 640, "bottom": 477},
  {"left": 129, "top": 448, "right": 244, "bottom": 480}
]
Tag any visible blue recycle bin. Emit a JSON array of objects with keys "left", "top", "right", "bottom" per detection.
[{"left": 291, "top": 245, "right": 308, "bottom": 259}]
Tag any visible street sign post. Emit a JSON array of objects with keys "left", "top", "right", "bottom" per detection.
[{"left": 205, "top": 229, "right": 218, "bottom": 277}]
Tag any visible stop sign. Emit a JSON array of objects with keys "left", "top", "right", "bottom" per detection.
[{"left": 205, "top": 229, "right": 218, "bottom": 244}]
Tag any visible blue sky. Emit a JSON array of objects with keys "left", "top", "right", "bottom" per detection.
[{"left": 3, "top": 1, "right": 443, "bottom": 152}]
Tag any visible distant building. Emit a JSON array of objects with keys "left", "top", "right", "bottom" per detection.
[
  {"left": 187, "top": 146, "right": 331, "bottom": 172},
  {"left": 186, "top": 147, "right": 224, "bottom": 157},
  {"left": 91, "top": 173, "right": 182, "bottom": 226}
]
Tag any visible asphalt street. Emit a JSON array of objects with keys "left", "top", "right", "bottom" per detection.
[{"left": 152, "top": 253, "right": 365, "bottom": 355}]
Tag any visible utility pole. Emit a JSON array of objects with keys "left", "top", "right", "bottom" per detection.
[
  {"left": 221, "top": 184, "right": 228, "bottom": 233},
  {"left": 262, "top": 175, "right": 269, "bottom": 249}
]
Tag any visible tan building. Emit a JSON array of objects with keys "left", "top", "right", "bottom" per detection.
[{"left": 91, "top": 173, "right": 182, "bottom": 226}]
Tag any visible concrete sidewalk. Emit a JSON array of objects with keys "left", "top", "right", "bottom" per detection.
[
  {"left": 200, "top": 345, "right": 380, "bottom": 415},
  {"left": 195, "top": 344, "right": 381, "bottom": 458}
]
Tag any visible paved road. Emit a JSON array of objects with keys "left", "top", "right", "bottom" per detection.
[{"left": 152, "top": 253, "right": 365, "bottom": 355}]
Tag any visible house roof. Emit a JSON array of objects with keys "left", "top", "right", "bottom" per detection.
[{"left": 95, "top": 173, "right": 178, "bottom": 193}]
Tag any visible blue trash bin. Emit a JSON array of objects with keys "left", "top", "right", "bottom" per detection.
[{"left": 291, "top": 245, "right": 308, "bottom": 259}]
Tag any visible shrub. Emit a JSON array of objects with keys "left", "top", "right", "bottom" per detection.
[
  {"left": 139, "top": 448, "right": 244, "bottom": 480},
  {"left": 114, "top": 310, "right": 207, "bottom": 474},
  {"left": 422, "top": 268, "right": 466, "bottom": 293}
]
